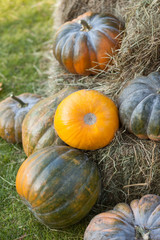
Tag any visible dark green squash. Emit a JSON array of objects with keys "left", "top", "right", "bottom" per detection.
[
  {"left": 118, "top": 72, "right": 160, "bottom": 140},
  {"left": 16, "top": 146, "right": 101, "bottom": 229},
  {"left": 22, "top": 87, "right": 79, "bottom": 156}
]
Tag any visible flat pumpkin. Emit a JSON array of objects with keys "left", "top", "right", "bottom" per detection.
[
  {"left": 54, "top": 89, "right": 119, "bottom": 150},
  {"left": 0, "top": 93, "right": 41, "bottom": 143},
  {"left": 84, "top": 194, "right": 160, "bottom": 240},
  {"left": 22, "top": 87, "right": 79, "bottom": 156},
  {"left": 53, "top": 11, "right": 124, "bottom": 75},
  {"left": 118, "top": 72, "right": 160, "bottom": 140},
  {"left": 16, "top": 145, "right": 101, "bottom": 229}
]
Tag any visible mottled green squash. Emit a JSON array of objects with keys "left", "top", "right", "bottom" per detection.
[
  {"left": 16, "top": 146, "right": 101, "bottom": 229},
  {"left": 22, "top": 87, "right": 79, "bottom": 156},
  {"left": 118, "top": 72, "right": 160, "bottom": 140}
]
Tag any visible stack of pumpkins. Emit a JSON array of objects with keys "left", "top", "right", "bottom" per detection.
[{"left": 1, "top": 11, "right": 160, "bottom": 239}]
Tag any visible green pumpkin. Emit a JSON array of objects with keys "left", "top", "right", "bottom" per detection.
[
  {"left": 118, "top": 72, "right": 160, "bottom": 140},
  {"left": 16, "top": 146, "right": 101, "bottom": 229},
  {"left": 22, "top": 87, "right": 79, "bottom": 156}
]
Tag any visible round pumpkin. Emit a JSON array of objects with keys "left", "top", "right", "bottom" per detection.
[
  {"left": 84, "top": 194, "right": 160, "bottom": 240},
  {"left": 22, "top": 87, "right": 79, "bottom": 156},
  {"left": 54, "top": 89, "right": 119, "bottom": 150},
  {"left": 16, "top": 145, "right": 101, "bottom": 229},
  {"left": 0, "top": 93, "right": 41, "bottom": 143},
  {"left": 53, "top": 12, "right": 124, "bottom": 75},
  {"left": 118, "top": 71, "right": 160, "bottom": 140}
]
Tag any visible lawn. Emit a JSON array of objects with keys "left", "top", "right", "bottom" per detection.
[{"left": 0, "top": 1, "right": 87, "bottom": 239}]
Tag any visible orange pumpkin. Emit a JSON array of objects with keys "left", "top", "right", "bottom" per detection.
[
  {"left": 54, "top": 89, "right": 119, "bottom": 150},
  {"left": 53, "top": 12, "right": 124, "bottom": 75},
  {"left": 84, "top": 194, "right": 160, "bottom": 240}
]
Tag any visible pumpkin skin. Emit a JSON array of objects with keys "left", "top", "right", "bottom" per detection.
[
  {"left": 118, "top": 72, "right": 160, "bottom": 140},
  {"left": 54, "top": 89, "right": 119, "bottom": 150},
  {"left": 53, "top": 12, "right": 124, "bottom": 75},
  {"left": 84, "top": 194, "right": 160, "bottom": 240},
  {"left": 16, "top": 145, "right": 101, "bottom": 229},
  {"left": 0, "top": 93, "right": 41, "bottom": 143},
  {"left": 22, "top": 87, "right": 78, "bottom": 156}
]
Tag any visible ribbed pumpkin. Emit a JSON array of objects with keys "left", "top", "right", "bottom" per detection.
[
  {"left": 54, "top": 89, "right": 119, "bottom": 150},
  {"left": 53, "top": 12, "right": 124, "bottom": 75},
  {"left": 22, "top": 87, "right": 78, "bottom": 156},
  {"left": 118, "top": 72, "right": 160, "bottom": 140},
  {"left": 84, "top": 194, "right": 160, "bottom": 240},
  {"left": 0, "top": 93, "right": 41, "bottom": 143},
  {"left": 16, "top": 146, "right": 101, "bottom": 229}
]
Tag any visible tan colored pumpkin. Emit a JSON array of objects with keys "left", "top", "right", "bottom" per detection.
[
  {"left": 0, "top": 93, "right": 41, "bottom": 143},
  {"left": 84, "top": 194, "right": 160, "bottom": 240},
  {"left": 54, "top": 89, "right": 119, "bottom": 150}
]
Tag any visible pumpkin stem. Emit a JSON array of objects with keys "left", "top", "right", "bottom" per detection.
[
  {"left": 84, "top": 113, "right": 97, "bottom": 125},
  {"left": 157, "top": 89, "right": 160, "bottom": 94},
  {"left": 80, "top": 20, "right": 92, "bottom": 32},
  {"left": 135, "top": 226, "right": 150, "bottom": 240},
  {"left": 10, "top": 94, "right": 28, "bottom": 107}
]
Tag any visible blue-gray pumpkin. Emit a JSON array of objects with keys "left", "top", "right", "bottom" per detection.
[
  {"left": 53, "top": 12, "right": 124, "bottom": 75},
  {"left": 118, "top": 72, "right": 160, "bottom": 140}
]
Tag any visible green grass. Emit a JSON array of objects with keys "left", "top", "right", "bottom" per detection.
[
  {"left": 0, "top": 0, "right": 53, "bottom": 97},
  {"left": 0, "top": 1, "right": 87, "bottom": 239}
]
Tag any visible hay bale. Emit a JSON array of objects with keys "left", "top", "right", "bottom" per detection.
[
  {"left": 93, "top": 131, "right": 160, "bottom": 207},
  {"left": 53, "top": 0, "right": 119, "bottom": 29},
  {"left": 42, "top": 0, "right": 160, "bottom": 207}
]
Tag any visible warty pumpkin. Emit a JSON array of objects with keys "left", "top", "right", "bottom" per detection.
[
  {"left": 22, "top": 87, "right": 79, "bottom": 156},
  {"left": 0, "top": 93, "right": 41, "bottom": 143},
  {"left": 53, "top": 11, "right": 124, "bottom": 75},
  {"left": 118, "top": 72, "right": 160, "bottom": 140},
  {"left": 84, "top": 194, "right": 160, "bottom": 240},
  {"left": 16, "top": 145, "right": 101, "bottom": 229},
  {"left": 54, "top": 89, "right": 119, "bottom": 150}
]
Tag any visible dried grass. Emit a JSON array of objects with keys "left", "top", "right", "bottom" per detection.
[{"left": 42, "top": 0, "right": 160, "bottom": 206}]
